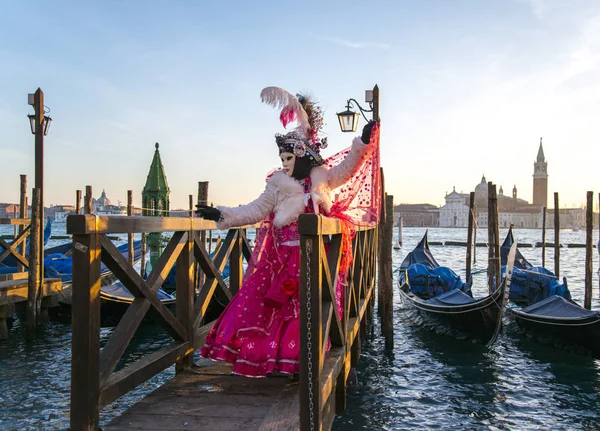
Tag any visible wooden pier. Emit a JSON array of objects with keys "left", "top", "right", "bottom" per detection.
[
  {"left": 68, "top": 199, "right": 391, "bottom": 430},
  {"left": 0, "top": 216, "right": 63, "bottom": 338}
]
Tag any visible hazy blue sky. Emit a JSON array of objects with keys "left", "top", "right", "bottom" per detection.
[{"left": 1, "top": 0, "right": 599, "bottom": 210}]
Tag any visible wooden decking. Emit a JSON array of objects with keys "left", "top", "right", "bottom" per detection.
[
  {"left": 104, "top": 361, "right": 300, "bottom": 431},
  {"left": 0, "top": 275, "right": 63, "bottom": 306}
]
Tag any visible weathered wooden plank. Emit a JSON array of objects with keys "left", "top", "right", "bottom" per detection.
[
  {"left": 320, "top": 248, "right": 343, "bottom": 348},
  {"left": 67, "top": 214, "right": 219, "bottom": 234},
  {"left": 298, "top": 214, "right": 376, "bottom": 236},
  {"left": 258, "top": 383, "right": 300, "bottom": 431},
  {"left": 0, "top": 271, "right": 28, "bottom": 282},
  {"left": 0, "top": 279, "right": 62, "bottom": 306},
  {"left": 319, "top": 347, "right": 344, "bottom": 412},
  {"left": 106, "top": 414, "right": 266, "bottom": 431},
  {"left": 100, "top": 341, "right": 192, "bottom": 408},
  {"left": 0, "top": 218, "right": 30, "bottom": 225}
]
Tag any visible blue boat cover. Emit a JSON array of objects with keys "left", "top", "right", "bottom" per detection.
[
  {"left": 500, "top": 227, "right": 571, "bottom": 305},
  {"left": 426, "top": 289, "right": 476, "bottom": 306},
  {"left": 520, "top": 295, "right": 598, "bottom": 319},
  {"left": 501, "top": 265, "right": 570, "bottom": 305},
  {"left": 400, "top": 231, "right": 440, "bottom": 269},
  {"left": 400, "top": 232, "right": 468, "bottom": 298}
]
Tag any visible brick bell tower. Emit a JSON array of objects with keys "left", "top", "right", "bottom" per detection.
[{"left": 532, "top": 137, "right": 548, "bottom": 207}]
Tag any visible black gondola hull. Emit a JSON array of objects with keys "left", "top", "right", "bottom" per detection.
[
  {"left": 399, "top": 280, "right": 506, "bottom": 344},
  {"left": 510, "top": 308, "right": 600, "bottom": 358}
]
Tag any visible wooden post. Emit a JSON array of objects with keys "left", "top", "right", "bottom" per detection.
[
  {"left": 18, "top": 175, "right": 27, "bottom": 273},
  {"left": 487, "top": 183, "right": 499, "bottom": 293},
  {"left": 584, "top": 191, "right": 593, "bottom": 310},
  {"left": 127, "top": 190, "right": 134, "bottom": 265},
  {"left": 466, "top": 192, "right": 475, "bottom": 281},
  {"left": 473, "top": 206, "right": 477, "bottom": 264},
  {"left": 598, "top": 192, "right": 600, "bottom": 296},
  {"left": 397, "top": 216, "right": 403, "bottom": 247},
  {"left": 377, "top": 168, "right": 385, "bottom": 316},
  {"left": 85, "top": 185, "right": 93, "bottom": 214},
  {"left": 372, "top": 84, "right": 380, "bottom": 122},
  {"left": 70, "top": 218, "right": 102, "bottom": 429},
  {"left": 197, "top": 182, "right": 208, "bottom": 288},
  {"left": 26, "top": 188, "right": 41, "bottom": 339},
  {"left": 176, "top": 231, "right": 194, "bottom": 372},
  {"left": 299, "top": 218, "right": 322, "bottom": 431},
  {"left": 32, "top": 89, "right": 45, "bottom": 294},
  {"left": 554, "top": 192, "right": 560, "bottom": 277},
  {"left": 140, "top": 233, "right": 147, "bottom": 277},
  {"left": 382, "top": 194, "right": 394, "bottom": 349},
  {"left": 188, "top": 194, "right": 193, "bottom": 217},
  {"left": 75, "top": 190, "right": 82, "bottom": 215},
  {"left": 541, "top": 206, "right": 547, "bottom": 267}
]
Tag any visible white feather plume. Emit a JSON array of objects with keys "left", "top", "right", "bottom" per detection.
[{"left": 260, "top": 86, "right": 310, "bottom": 136}]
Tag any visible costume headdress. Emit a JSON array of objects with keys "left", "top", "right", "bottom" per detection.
[{"left": 260, "top": 86, "right": 327, "bottom": 167}]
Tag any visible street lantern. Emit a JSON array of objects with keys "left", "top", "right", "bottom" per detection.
[
  {"left": 336, "top": 107, "right": 361, "bottom": 133},
  {"left": 336, "top": 89, "right": 378, "bottom": 133},
  {"left": 27, "top": 114, "right": 52, "bottom": 136}
]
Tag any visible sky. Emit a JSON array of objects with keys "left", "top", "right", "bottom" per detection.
[{"left": 1, "top": 0, "right": 599, "bottom": 211}]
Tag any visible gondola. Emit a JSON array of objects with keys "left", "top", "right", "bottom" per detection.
[
  {"left": 398, "top": 231, "right": 516, "bottom": 345},
  {"left": 45, "top": 240, "right": 175, "bottom": 326},
  {"left": 502, "top": 227, "right": 600, "bottom": 358}
]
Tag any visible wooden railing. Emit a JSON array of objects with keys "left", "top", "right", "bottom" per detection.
[
  {"left": 67, "top": 215, "right": 249, "bottom": 429},
  {"left": 68, "top": 213, "right": 379, "bottom": 430},
  {"left": 0, "top": 218, "right": 32, "bottom": 274},
  {"left": 298, "top": 214, "right": 378, "bottom": 431}
]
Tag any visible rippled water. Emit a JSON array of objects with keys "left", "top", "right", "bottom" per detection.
[
  {"left": 1, "top": 224, "right": 599, "bottom": 430},
  {"left": 333, "top": 227, "right": 600, "bottom": 431}
]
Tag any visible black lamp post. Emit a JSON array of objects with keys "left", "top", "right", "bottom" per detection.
[
  {"left": 27, "top": 88, "right": 51, "bottom": 288},
  {"left": 336, "top": 85, "right": 380, "bottom": 132}
]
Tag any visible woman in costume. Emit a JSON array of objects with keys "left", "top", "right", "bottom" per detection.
[{"left": 195, "top": 87, "right": 379, "bottom": 377}]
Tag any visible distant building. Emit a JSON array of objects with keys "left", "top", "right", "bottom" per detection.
[
  {"left": 0, "top": 203, "right": 21, "bottom": 218},
  {"left": 393, "top": 204, "right": 439, "bottom": 227},
  {"left": 439, "top": 176, "right": 543, "bottom": 228}
]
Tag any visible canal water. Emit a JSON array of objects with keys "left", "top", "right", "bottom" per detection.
[{"left": 1, "top": 223, "right": 599, "bottom": 430}]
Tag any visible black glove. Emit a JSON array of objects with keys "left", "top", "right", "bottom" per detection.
[
  {"left": 195, "top": 204, "right": 222, "bottom": 221},
  {"left": 361, "top": 120, "right": 375, "bottom": 144}
]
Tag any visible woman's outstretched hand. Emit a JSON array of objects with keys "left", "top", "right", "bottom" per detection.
[
  {"left": 361, "top": 120, "right": 375, "bottom": 144},
  {"left": 195, "top": 204, "right": 222, "bottom": 221}
]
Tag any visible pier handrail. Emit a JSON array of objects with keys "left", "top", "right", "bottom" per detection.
[
  {"left": 68, "top": 214, "right": 250, "bottom": 429},
  {"left": 298, "top": 213, "right": 378, "bottom": 431},
  {"left": 0, "top": 218, "right": 32, "bottom": 271},
  {"left": 67, "top": 213, "right": 378, "bottom": 430}
]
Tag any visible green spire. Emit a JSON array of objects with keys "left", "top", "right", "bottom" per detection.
[{"left": 142, "top": 142, "right": 170, "bottom": 216}]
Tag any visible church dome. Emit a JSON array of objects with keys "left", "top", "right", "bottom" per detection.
[
  {"left": 97, "top": 189, "right": 111, "bottom": 207},
  {"left": 474, "top": 175, "right": 488, "bottom": 197}
]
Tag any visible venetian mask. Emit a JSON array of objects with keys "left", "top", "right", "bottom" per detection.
[{"left": 280, "top": 152, "right": 296, "bottom": 177}]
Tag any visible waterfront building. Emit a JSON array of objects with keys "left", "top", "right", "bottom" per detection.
[{"left": 393, "top": 204, "right": 440, "bottom": 227}]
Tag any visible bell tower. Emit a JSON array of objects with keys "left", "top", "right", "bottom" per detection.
[
  {"left": 142, "top": 142, "right": 170, "bottom": 267},
  {"left": 532, "top": 137, "right": 548, "bottom": 207}
]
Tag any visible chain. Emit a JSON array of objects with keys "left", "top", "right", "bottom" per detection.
[{"left": 305, "top": 239, "right": 315, "bottom": 431}]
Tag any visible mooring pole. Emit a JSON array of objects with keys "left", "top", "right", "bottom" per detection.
[
  {"left": 466, "top": 192, "right": 475, "bottom": 281},
  {"left": 127, "top": 190, "right": 134, "bottom": 265},
  {"left": 554, "top": 192, "right": 560, "bottom": 277},
  {"left": 584, "top": 191, "right": 593, "bottom": 310},
  {"left": 541, "top": 206, "right": 547, "bottom": 267},
  {"left": 27, "top": 188, "right": 41, "bottom": 339}
]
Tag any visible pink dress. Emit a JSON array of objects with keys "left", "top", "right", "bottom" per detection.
[
  {"left": 201, "top": 180, "right": 327, "bottom": 377},
  {"left": 201, "top": 124, "right": 382, "bottom": 377}
]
